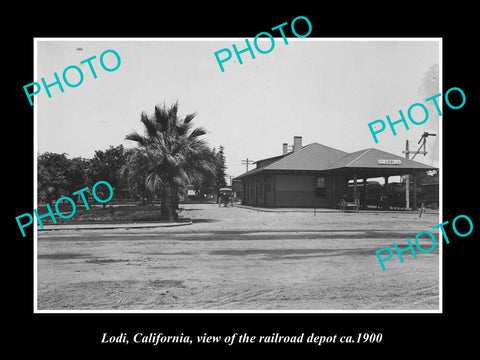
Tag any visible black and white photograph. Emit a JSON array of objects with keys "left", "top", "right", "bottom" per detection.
[
  {"left": 8, "top": 7, "right": 479, "bottom": 356},
  {"left": 33, "top": 38, "right": 441, "bottom": 312}
]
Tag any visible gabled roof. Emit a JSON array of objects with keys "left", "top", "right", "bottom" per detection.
[
  {"left": 255, "top": 154, "right": 287, "bottom": 169},
  {"left": 235, "top": 143, "right": 347, "bottom": 179},
  {"left": 265, "top": 143, "right": 348, "bottom": 171},
  {"left": 234, "top": 143, "right": 436, "bottom": 180},
  {"left": 325, "top": 148, "right": 436, "bottom": 170}
]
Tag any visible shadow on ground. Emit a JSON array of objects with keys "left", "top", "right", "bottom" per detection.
[{"left": 190, "top": 218, "right": 218, "bottom": 224}]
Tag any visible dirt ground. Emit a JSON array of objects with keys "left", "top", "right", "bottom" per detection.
[{"left": 37, "top": 204, "right": 440, "bottom": 311}]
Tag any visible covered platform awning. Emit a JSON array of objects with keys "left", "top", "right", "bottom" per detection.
[
  {"left": 324, "top": 148, "right": 437, "bottom": 175},
  {"left": 324, "top": 148, "right": 437, "bottom": 210}
]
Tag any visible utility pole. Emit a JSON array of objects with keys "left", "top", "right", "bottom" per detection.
[
  {"left": 402, "top": 132, "right": 436, "bottom": 209},
  {"left": 412, "top": 131, "right": 436, "bottom": 161},
  {"left": 241, "top": 158, "right": 255, "bottom": 172},
  {"left": 404, "top": 140, "right": 410, "bottom": 209}
]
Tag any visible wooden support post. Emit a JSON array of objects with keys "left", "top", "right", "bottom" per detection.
[
  {"left": 405, "top": 140, "right": 410, "bottom": 209},
  {"left": 353, "top": 173, "right": 357, "bottom": 202},
  {"left": 384, "top": 176, "right": 389, "bottom": 210},
  {"left": 363, "top": 178, "right": 368, "bottom": 209},
  {"left": 405, "top": 174, "right": 410, "bottom": 209},
  {"left": 413, "top": 173, "right": 417, "bottom": 210}
]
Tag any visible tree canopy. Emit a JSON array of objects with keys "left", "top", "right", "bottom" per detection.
[
  {"left": 124, "top": 101, "right": 217, "bottom": 219},
  {"left": 37, "top": 101, "right": 227, "bottom": 217}
]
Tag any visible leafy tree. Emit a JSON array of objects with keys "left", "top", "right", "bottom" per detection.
[
  {"left": 189, "top": 146, "right": 228, "bottom": 200},
  {"left": 120, "top": 148, "right": 154, "bottom": 205},
  {"left": 38, "top": 153, "right": 91, "bottom": 205},
  {"left": 85, "top": 145, "right": 127, "bottom": 208},
  {"left": 89, "top": 145, "right": 127, "bottom": 189},
  {"left": 37, "top": 152, "right": 70, "bottom": 205},
  {"left": 125, "top": 101, "right": 215, "bottom": 220},
  {"left": 65, "top": 157, "right": 89, "bottom": 194},
  {"left": 215, "top": 146, "right": 228, "bottom": 190}
]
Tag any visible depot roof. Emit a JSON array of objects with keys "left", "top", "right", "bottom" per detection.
[
  {"left": 235, "top": 142, "right": 436, "bottom": 180},
  {"left": 325, "top": 148, "right": 434, "bottom": 170}
]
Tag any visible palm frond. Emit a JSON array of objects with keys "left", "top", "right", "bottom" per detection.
[
  {"left": 188, "top": 126, "right": 207, "bottom": 140},
  {"left": 176, "top": 121, "right": 193, "bottom": 137},
  {"left": 154, "top": 104, "right": 170, "bottom": 132},
  {"left": 183, "top": 113, "right": 196, "bottom": 124},
  {"left": 145, "top": 172, "right": 164, "bottom": 193},
  {"left": 125, "top": 131, "right": 148, "bottom": 147},
  {"left": 140, "top": 111, "right": 158, "bottom": 139},
  {"left": 168, "top": 101, "right": 179, "bottom": 121},
  {"left": 127, "top": 101, "right": 219, "bottom": 206}
]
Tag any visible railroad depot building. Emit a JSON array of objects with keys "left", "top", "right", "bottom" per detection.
[{"left": 235, "top": 136, "right": 437, "bottom": 209}]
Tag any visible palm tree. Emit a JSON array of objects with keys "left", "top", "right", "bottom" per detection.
[
  {"left": 124, "top": 101, "right": 216, "bottom": 220},
  {"left": 120, "top": 148, "right": 153, "bottom": 205}
]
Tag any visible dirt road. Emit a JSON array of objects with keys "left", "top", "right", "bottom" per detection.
[{"left": 37, "top": 204, "right": 440, "bottom": 311}]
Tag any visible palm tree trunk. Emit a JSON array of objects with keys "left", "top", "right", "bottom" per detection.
[
  {"left": 171, "top": 184, "right": 180, "bottom": 221},
  {"left": 160, "top": 190, "right": 170, "bottom": 218},
  {"left": 160, "top": 184, "right": 178, "bottom": 221},
  {"left": 171, "top": 184, "right": 180, "bottom": 210}
]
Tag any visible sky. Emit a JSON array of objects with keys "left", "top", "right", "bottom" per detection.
[{"left": 35, "top": 38, "right": 440, "bottom": 181}]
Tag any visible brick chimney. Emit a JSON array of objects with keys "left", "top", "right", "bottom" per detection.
[
  {"left": 293, "top": 136, "right": 302, "bottom": 152},
  {"left": 282, "top": 143, "right": 288, "bottom": 155}
]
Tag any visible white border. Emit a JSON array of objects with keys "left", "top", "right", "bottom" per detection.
[
  {"left": 33, "top": 37, "right": 443, "bottom": 314},
  {"left": 33, "top": 39, "right": 39, "bottom": 313},
  {"left": 438, "top": 38, "right": 443, "bottom": 314}
]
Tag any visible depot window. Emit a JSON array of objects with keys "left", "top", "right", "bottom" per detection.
[{"left": 316, "top": 176, "right": 326, "bottom": 197}]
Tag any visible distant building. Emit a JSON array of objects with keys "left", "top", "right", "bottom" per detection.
[{"left": 234, "top": 136, "right": 437, "bottom": 209}]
